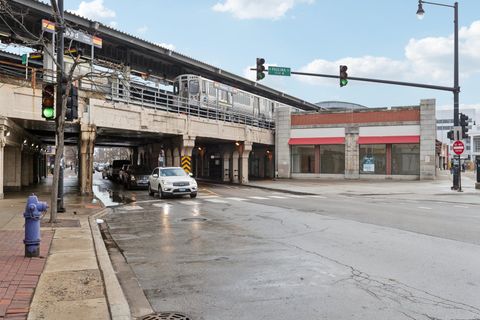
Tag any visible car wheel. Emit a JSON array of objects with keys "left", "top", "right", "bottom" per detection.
[
  {"left": 148, "top": 184, "right": 154, "bottom": 196},
  {"left": 190, "top": 192, "right": 197, "bottom": 198},
  {"left": 158, "top": 185, "right": 165, "bottom": 199}
]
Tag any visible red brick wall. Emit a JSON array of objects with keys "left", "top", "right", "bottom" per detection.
[{"left": 291, "top": 109, "right": 420, "bottom": 126}]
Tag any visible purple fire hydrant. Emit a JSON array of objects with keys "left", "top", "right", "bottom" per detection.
[{"left": 23, "top": 193, "right": 48, "bottom": 257}]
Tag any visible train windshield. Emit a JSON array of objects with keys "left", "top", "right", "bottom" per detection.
[{"left": 189, "top": 80, "right": 199, "bottom": 94}]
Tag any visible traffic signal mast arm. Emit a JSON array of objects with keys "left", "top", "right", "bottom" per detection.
[{"left": 289, "top": 70, "right": 456, "bottom": 92}]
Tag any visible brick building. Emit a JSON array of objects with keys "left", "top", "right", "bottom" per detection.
[{"left": 275, "top": 99, "right": 436, "bottom": 180}]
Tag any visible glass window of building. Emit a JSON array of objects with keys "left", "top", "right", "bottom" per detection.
[
  {"left": 292, "top": 145, "right": 315, "bottom": 173},
  {"left": 320, "top": 145, "right": 345, "bottom": 174},
  {"left": 359, "top": 144, "right": 386, "bottom": 174},
  {"left": 392, "top": 144, "right": 420, "bottom": 175}
]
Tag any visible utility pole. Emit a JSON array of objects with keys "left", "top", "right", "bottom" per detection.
[{"left": 55, "top": 0, "right": 65, "bottom": 212}]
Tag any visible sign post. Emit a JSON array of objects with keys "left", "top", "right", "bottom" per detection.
[{"left": 452, "top": 140, "right": 464, "bottom": 192}]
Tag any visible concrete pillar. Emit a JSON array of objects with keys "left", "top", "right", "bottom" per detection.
[
  {"left": 240, "top": 142, "right": 252, "bottom": 184},
  {"left": 21, "top": 151, "right": 29, "bottom": 187},
  {"left": 345, "top": 126, "right": 360, "bottom": 179},
  {"left": 275, "top": 106, "right": 291, "bottom": 178},
  {"left": 181, "top": 136, "right": 195, "bottom": 174},
  {"left": 420, "top": 99, "right": 436, "bottom": 180},
  {"left": 173, "top": 147, "right": 180, "bottom": 167},
  {"left": 79, "top": 124, "right": 96, "bottom": 195},
  {"left": 232, "top": 151, "right": 239, "bottom": 183},
  {"left": 0, "top": 130, "right": 5, "bottom": 199},
  {"left": 223, "top": 151, "right": 231, "bottom": 182},
  {"left": 28, "top": 154, "right": 34, "bottom": 185}
]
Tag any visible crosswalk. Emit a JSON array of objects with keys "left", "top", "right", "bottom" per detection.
[{"left": 118, "top": 193, "right": 326, "bottom": 211}]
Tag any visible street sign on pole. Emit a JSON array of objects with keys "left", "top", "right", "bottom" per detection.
[
  {"left": 268, "top": 66, "right": 291, "bottom": 76},
  {"left": 452, "top": 140, "right": 465, "bottom": 155}
]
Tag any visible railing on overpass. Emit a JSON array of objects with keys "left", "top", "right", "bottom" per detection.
[
  {"left": 0, "top": 60, "right": 275, "bottom": 130},
  {"left": 106, "top": 80, "right": 275, "bottom": 130}
]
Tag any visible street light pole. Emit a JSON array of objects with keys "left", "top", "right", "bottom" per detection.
[{"left": 417, "top": 0, "right": 460, "bottom": 190}]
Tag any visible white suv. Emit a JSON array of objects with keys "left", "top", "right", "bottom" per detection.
[{"left": 148, "top": 167, "right": 198, "bottom": 199}]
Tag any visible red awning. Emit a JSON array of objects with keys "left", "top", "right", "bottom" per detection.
[
  {"left": 357, "top": 136, "right": 420, "bottom": 144},
  {"left": 288, "top": 137, "right": 345, "bottom": 145}
]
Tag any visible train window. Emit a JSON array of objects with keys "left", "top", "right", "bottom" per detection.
[
  {"left": 173, "top": 82, "right": 179, "bottom": 95},
  {"left": 189, "top": 80, "right": 199, "bottom": 94},
  {"left": 201, "top": 80, "right": 206, "bottom": 94},
  {"left": 209, "top": 83, "right": 216, "bottom": 96}
]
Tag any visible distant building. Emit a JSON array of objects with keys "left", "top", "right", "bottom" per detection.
[{"left": 315, "top": 101, "right": 368, "bottom": 111}]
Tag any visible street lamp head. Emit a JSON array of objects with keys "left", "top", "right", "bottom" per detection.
[{"left": 416, "top": 1, "right": 425, "bottom": 19}]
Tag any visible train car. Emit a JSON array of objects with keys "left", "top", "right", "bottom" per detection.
[{"left": 173, "top": 74, "right": 281, "bottom": 122}]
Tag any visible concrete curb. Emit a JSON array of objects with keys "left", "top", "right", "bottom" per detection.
[
  {"left": 198, "top": 179, "right": 316, "bottom": 196},
  {"left": 89, "top": 208, "right": 132, "bottom": 320}
]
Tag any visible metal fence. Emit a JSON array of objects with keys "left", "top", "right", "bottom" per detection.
[{"left": 107, "top": 79, "right": 275, "bottom": 130}]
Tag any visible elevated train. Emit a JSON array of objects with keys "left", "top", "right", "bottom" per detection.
[{"left": 114, "top": 74, "right": 297, "bottom": 127}]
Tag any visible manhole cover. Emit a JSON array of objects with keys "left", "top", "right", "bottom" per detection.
[
  {"left": 140, "top": 312, "right": 192, "bottom": 320},
  {"left": 181, "top": 217, "right": 207, "bottom": 222}
]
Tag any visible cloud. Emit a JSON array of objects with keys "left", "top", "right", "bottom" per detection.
[
  {"left": 297, "top": 20, "right": 480, "bottom": 87},
  {"left": 155, "top": 43, "right": 176, "bottom": 51},
  {"left": 137, "top": 25, "right": 148, "bottom": 35},
  {"left": 72, "top": 0, "right": 115, "bottom": 20},
  {"left": 212, "top": 0, "right": 313, "bottom": 20}
]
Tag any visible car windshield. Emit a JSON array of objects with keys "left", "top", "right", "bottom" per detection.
[{"left": 160, "top": 168, "right": 187, "bottom": 177}]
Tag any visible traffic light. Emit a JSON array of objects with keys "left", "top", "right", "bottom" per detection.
[
  {"left": 447, "top": 130, "right": 454, "bottom": 141},
  {"left": 339, "top": 65, "right": 348, "bottom": 87},
  {"left": 66, "top": 85, "right": 78, "bottom": 121},
  {"left": 256, "top": 58, "right": 266, "bottom": 81},
  {"left": 460, "top": 113, "right": 469, "bottom": 139},
  {"left": 41, "top": 84, "right": 55, "bottom": 120}
]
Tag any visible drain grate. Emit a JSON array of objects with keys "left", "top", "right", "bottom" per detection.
[
  {"left": 140, "top": 312, "right": 192, "bottom": 320},
  {"left": 181, "top": 217, "right": 207, "bottom": 222}
]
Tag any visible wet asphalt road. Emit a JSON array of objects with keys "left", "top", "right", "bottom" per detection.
[{"left": 93, "top": 173, "right": 480, "bottom": 320}]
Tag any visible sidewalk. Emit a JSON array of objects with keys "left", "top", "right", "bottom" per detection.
[
  {"left": 0, "top": 170, "right": 128, "bottom": 320},
  {"left": 247, "top": 170, "right": 480, "bottom": 205}
]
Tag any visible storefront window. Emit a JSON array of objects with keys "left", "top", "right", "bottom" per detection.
[
  {"left": 320, "top": 145, "right": 345, "bottom": 174},
  {"left": 291, "top": 145, "right": 315, "bottom": 173},
  {"left": 392, "top": 144, "right": 420, "bottom": 175},
  {"left": 359, "top": 144, "right": 386, "bottom": 174}
]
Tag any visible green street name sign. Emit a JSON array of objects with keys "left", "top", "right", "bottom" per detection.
[{"left": 268, "top": 66, "right": 291, "bottom": 76}]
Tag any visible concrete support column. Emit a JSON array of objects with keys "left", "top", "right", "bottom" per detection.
[
  {"left": 28, "top": 154, "right": 34, "bottom": 185},
  {"left": 164, "top": 149, "right": 171, "bottom": 167},
  {"left": 420, "top": 99, "right": 436, "bottom": 180},
  {"left": 173, "top": 147, "right": 180, "bottom": 167},
  {"left": 240, "top": 142, "right": 252, "bottom": 184},
  {"left": 181, "top": 136, "right": 195, "bottom": 174},
  {"left": 79, "top": 124, "right": 96, "bottom": 195},
  {"left": 21, "top": 151, "right": 29, "bottom": 187},
  {"left": 0, "top": 130, "right": 5, "bottom": 199},
  {"left": 232, "top": 151, "right": 239, "bottom": 183},
  {"left": 223, "top": 151, "right": 231, "bottom": 182},
  {"left": 275, "top": 106, "right": 291, "bottom": 178},
  {"left": 345, "top": 126, "right": 360, "bottom": 179}
]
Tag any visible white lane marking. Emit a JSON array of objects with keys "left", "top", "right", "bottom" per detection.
[
  {"left": 418, "top": 206, "right": 432, "bottom": 210},
  {"left": 454, "top": 205, "right": 469, "bottom": 208},
  {"left": 269, "top": 196, "right": 287, "bottom": 199},
  {"left": 225, "top": 197, "right": 247, "bottom": 201},
  {"left": 120, "top": 205, "right": 144, "bottom": 211},
  {"left": 285, "top": 194, "right": 307, "bottom": 198},
  {"left": 179, "top": 201, "right": 201, "bottom": 205},
  {"left": 132, "top": 199, "right": 162, "bottom": 204},
  {"left": 205, "top": 198, "right": 229, "bottom": 203},
  {"left": 249, "top": 196, "right": 269, "bottom": 200},
  {"left": 198, "top": 195, "right": 220, "bottom": 199},
  {"left": 308, "top": 195, "right": 326, "bottom": 198}
]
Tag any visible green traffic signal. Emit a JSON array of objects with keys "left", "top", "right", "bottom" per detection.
[
  {"left": 339, "top": 65, "right": 348, "bottom": 87},
  {"left": 42, "top": 107, "right": 55, "bottom": 119}
]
